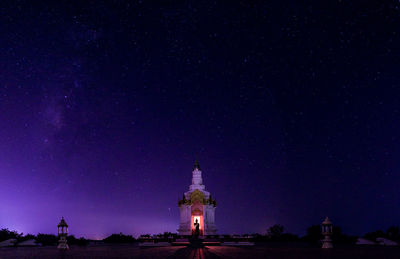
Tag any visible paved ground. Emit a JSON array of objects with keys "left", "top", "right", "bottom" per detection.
[{"left": 1, "top": 245, "right": 400, "bottom": 258}]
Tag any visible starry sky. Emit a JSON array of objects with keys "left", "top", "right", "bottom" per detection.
[{"left": 0, "top": 1, "right": 400, "bottom": 239}]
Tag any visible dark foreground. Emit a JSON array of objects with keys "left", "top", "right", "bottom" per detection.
[{"left": 1, "top": 245, "right": 400, "bottom": 259}]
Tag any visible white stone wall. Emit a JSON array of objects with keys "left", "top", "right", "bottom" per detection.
[
  {"left": 204, "top": 205, "right": 217, "bottom": 235},
  {"left": 178, "top": 205, "right": 191, "bottom": 235}
]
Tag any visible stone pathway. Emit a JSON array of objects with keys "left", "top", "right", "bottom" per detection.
[
  {"left": 2, "top": 245, "right": 400, "bottom": 258},
  {"left": 167, "top": 247, "right": 221, "bottom": 259}
]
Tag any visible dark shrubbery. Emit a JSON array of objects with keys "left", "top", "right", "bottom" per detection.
[
  {"left": 279, "top": 233, "right": 300, "bottom": 242},
  {"left": 0, "top": 228, "right": 89, "bottom": 246},
  {"left": 302, "top": 225, "right": 356, "bottom": 245},
  {"left": 331, "top": 226, "right": 357, "bottom": 245},
  {"left": 1, "top": 224, "right": 399, "bottom": 246},
  {"left": 364, "top": 226, "right": 400, "bottom": 242},
  {"left": 267, "top": 224, "right": 284, "bottom": 239},
  {"left": 153, "top": 232, "right": 177, "bottom": 241},
  {"left": 36, "top": 234, "right": 58, "bottom": 246},
  {"left": 103, "top": 233, "right": 136, "bottom": 243},
  {"left": 0, "top": 229, "right": 22, "bottom": 242},
  {"left": 266, "top": 224, "right": 299, "bottom": 242},
  {"left": 67, "top": 235, "right": 90, "bottom": 246},
  {"left": 19, "top": 234, "right": 36, "bottom": 242},
  {"left": 386, "top": 226, "right": 400, "bottom": 241},
  {"left": 302, "top": 225, "right": 323, "bottom": 244}
]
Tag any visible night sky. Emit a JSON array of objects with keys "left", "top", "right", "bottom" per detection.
[{"left": 1, "top": 1, "right": 400, "bottom": 239}]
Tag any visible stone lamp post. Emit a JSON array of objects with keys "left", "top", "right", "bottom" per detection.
[
  {"left": 57, "top": 217, "right": 69, "bottom": 249},
  {"left": 321, "top": 217, "right": 333, "bottom": 248}
]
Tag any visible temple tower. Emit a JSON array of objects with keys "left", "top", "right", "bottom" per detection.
[{"left": 178, "top": 160, "right": 217, "bottom": 236}]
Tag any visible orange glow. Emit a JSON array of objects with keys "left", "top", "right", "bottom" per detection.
[
  {"left": 191, "top": 215, "right": 204, "bottom": 235},
  {"left": 194, "top": 216, "right": 201, "bottom": 229}
]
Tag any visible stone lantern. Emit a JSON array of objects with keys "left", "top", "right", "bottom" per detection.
[
  {"left": 321, "top": 217, "right": 333, "bottom": 248},
  {"left": 57, "top": 217, "right": 69, "bottom": 249}
]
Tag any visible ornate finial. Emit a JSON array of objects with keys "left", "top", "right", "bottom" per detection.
[
  {"left": 322, "top": 216, "right": 332, "bottom": 225},
  {"left": 58, "top": 217, "right": 68, "bottom": 227},
  {"left": 194, "top": 159, "right": 201, "bottom": 170}
]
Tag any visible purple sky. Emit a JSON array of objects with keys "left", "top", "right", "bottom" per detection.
[{"left": 1, "top": 1, "right": 400, "bottom": 239}]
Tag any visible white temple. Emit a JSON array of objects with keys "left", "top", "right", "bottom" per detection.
[{"left": 177, "top": 160, "right": 217, "bottom": 236}]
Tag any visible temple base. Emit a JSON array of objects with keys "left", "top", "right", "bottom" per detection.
[
  {"left": 57, "top": 243, "right": 69, "bottom": 249},
  {"left": 322, "top": 236, "right": 333, "bottom": 249},
  {"left": 178, "top": 223, "right": 191, "bottom": 236},
  {"left": 58, "top": 236, "right": 69, "bottom": 250}
]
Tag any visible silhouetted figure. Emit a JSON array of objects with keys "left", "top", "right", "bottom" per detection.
[{"left": 194, "top": 219, "right": 200, "bottom": 239}]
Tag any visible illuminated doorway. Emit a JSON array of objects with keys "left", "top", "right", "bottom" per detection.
[
  {"left": 194, "top": 216, "right": 201, "bottom": 228},
  {"left": 191, "top": 215, "right": 204, "bottom": 235}
]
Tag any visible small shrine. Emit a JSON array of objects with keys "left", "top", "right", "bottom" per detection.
[
  {"left": 57, "top": 217, "right": 69, "bottom": 249},
  {"left": 177, "top": 160, "right": 217, "bottom": 236},
  {"left": 321, "top": 217, "right": 333, "bottom": 249}
]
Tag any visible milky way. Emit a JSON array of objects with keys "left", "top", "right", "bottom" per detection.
[{"left": 0, "top": 1, "right": 399, "bottom": 238}]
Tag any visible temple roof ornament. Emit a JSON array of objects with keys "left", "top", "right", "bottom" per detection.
[
  {"left": 58, "top": 217, "right": 68, "bottom": 227},
  {"left": 190, "top": 189, "right": 205, "bottom": 203},
  {"left": 194, "top": 159, "right": 201, "bottom": 170},
  {"left": 322, "top": 217, "right": 332, "bottom": 225},
  {"left": 178, "top": 189, "right": 216, "bottom": 207}
]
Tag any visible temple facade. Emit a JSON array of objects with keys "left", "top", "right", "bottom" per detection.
[{"left": 177, "top": 161, "right": 217, "bottom": 236}]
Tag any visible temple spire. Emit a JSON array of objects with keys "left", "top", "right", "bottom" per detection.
[{"left": 194, "top": 159, "right": 201, "bottom": 170}]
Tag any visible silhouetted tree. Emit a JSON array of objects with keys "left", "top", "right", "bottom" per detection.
[
  {"left": 303, "top": 225, "right": 323, "bottom": 244},
  {"left": 386, "top": 226, "right": 400, "bottom": 241},
  {"left": 266, "top": 224, "right": 299, "bottom": 242},
  {"left": 331, "top": 226, "right": 357, "bottom": 245},
  {"left": 364, "top": 230, "right": 386, "bottom": 241},
  {"left": 267, "top": 224, "right": 284, "bottom": 240},
  {"left": 0, "top": 229, "right": 21, "bottom": 242}
]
